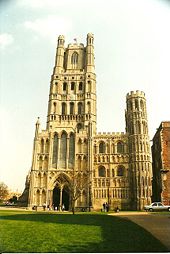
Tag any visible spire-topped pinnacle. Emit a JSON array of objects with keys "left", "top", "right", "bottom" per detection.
[{"left": 36, "top": 117, "right": 40, "bottom": 125}]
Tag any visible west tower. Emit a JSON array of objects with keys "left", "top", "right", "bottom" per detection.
[{"left": 28, "top": 34, "right": 96, "bottom": 210}]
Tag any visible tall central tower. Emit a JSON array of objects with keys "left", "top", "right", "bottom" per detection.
[
  {"left": 28, "top": 34, "right": 96, "bottom": 210},
  {"left": 47, "top": 33, "right": 96, "bottom": 133}
]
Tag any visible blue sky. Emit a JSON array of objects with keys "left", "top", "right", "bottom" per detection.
[{"left": 0, "top": 0, "right": 170, "bottom": 192}]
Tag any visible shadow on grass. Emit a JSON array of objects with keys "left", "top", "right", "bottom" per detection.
[{"left": 0, "top": 211, "right": 168, "bottom": 253}]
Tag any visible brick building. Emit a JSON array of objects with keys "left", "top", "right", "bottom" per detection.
[{"left": 152, "top": 121, "right": 170, "bottom": 205}]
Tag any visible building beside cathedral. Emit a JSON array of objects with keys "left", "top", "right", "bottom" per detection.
[
  {"left": 152, "top": 121, "right": 170, "bottom": 205},
  {"left": 27, "top": 33, "right": 152, "bottom": 211}
]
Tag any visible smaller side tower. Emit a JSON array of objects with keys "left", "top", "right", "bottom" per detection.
[{"left": 125, "top": 91, "right": 152, "bottom": 210}]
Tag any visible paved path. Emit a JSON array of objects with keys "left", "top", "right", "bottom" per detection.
[{"left": 109, "top": 212, "right": 170, "bottom": 250}]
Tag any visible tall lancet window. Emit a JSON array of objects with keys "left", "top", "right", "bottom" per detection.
[
  {"left": 52, "top": 133, "right": 58, "bottom": 167},
  {"left": 68, "top": 133, "right": 75, "bottom": 168},
  {"left": 71, "top": 52, "right": 78, "bottom": 68},
  {"left": 71, "top": 52, "right": 78, "bottom": 64},
  {"left": 70, "top": 102, "right": 74, "bottom": 115},
  {"left": 59, "top": 132, "right": 67, "bottom": 168},
  {"left": 78, "top": 102, "right": 83, "bottom": 115},
  {"left": 62, "top": 102, "right": 67, "bottom": 115}
]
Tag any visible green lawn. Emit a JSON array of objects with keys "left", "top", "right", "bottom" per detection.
[{"left": 0, "top": 210, "right": 168, "bottom": 253}]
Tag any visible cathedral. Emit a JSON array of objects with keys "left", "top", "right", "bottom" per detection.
[{"left": 27, "top": 33, "right": 152, "bottom": 211}]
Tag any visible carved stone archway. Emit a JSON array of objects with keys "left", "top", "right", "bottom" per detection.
[{"left": 52, "top": 173, "right": 71, "bottom": 211}]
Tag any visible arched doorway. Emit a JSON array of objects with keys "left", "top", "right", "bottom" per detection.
[
  {"left": 53, "top": 187, "right": 60, "bottom": 209},
  {"left": 62, "top": 186, "right": 69, "bottom": 211},
  {"left": 52, "top": 185, "right": 70, "bottom": 211}
]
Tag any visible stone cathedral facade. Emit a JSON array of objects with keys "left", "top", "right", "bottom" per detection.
[{"left": 27, "top": 33, "right": 152, "bottom": 211}]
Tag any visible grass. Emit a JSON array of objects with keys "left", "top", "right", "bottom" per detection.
[{"left": 0, "top": 209, "right": 168, "bottom": 253}]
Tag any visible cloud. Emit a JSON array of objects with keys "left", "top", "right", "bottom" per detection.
[
  {"left": 18, "top": 0, "right": 84, "bottom": 8},
  {"left": 24, "top": 16, "right": 73, "bottom": 43},
  {"left": 0, "top": 33, "right": 14, "bottom": 49}
]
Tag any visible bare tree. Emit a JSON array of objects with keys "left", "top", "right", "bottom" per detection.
[
  {"left": 56, "top": 171, "right": 89, "bottom": 215},
  {"left": 0, "top": 182, "right": 9, "bottom": 201},
  {"left": 69, "top": 170, "right": 89, "bottom": 215}
]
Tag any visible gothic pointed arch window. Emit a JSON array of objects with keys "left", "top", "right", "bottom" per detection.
[
  {"left": 78, "top": 102, "right": 83, "bottom": 115},
  {"left": 52, "top": 133, "right": 58, "bottom": 165},
  {"left": 70, "top": 102, "right": 74, "bottom": 115},
  {"left": 71, "top": 52, "right": 78, "bottom": 65},
  {"left": 68, "top": 132, "right": 75, "bottom": 168},
  {"left": 62, "top": 102, "right": 67, "bottom": 115},
  {"left": 59, "top": 131, "right": 67, "bottom": 168}
]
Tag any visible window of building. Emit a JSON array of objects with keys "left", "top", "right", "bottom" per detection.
[
  {"left": 99, "top": 141, "right": 105, "bottom": 153},
  {"left": 78, "top": 102, "right": 83, "bottom": 114},
  {"left": 87, "top": 101, "right": 91, "bottom": 113},
  {"left": 117, "top": 141, "right": 124, "bottom": 153},
  {"left": 140, "top": 99, "right": 144, "bottom": 110},
  {"left": 70, "top": 102, "right": 74, "bottom": 115},
  {"left": 71, "top": 52, "right": 78, "bottom": 65},
  {"left": 68, "top": 133, "right": 75, "bottom": 168},
  {"left": 135, "top": 99, "right": 138, "bottom": 110},
  {"left": 77, "top": 123, "right": 82, "bottom": 133},
  {"left": 117, "top": 166, "right": 124, "bottom": 176},
  {"left": 63, "top": 82, "right": 67, "bottom": 91},
  {"left": 71, "top": 82, "right": 75, "bottom": 90},
  {"left": 62, "top": 102, "right": 67, "bottom": 115},
  {"left": 52, "top": 133, "right": 58, "bottom": 165},
  {"left": 79, "top": 82, "right": 83, "bottom": 90},
  {"left": 98, "top": 166, "right": 106, "bottom": 177}
]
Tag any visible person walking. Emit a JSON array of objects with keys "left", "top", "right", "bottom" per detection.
[{"left": 103, "top": 202, "right": 106, "bottom": 212}]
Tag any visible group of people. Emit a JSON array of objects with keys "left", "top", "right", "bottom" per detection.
[
  {"left": 102, "top": 202, "right": 109, "bottom": 212},
  {"left": 41, "top": 203, "right": 65, "bottom": 212},
  {"left": 102, "top": 203, "right": 120, "bottom": 213}
]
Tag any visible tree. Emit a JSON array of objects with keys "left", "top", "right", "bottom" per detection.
[
  {"left": 69, "top": 170, "right": 91, "bottom": 215},
  {"left": 55, "top": 171, "right": 89, "bottom": 215},
  {"left": 9, "top": 195, "right": 18, "bottom": 204},
  {"left": 0, "top": 182, "right": 9, "bottom": 201}
]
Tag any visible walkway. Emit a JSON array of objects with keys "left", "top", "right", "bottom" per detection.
[{"left": 109, "top": 211, "right": 170, "bottom": 250}]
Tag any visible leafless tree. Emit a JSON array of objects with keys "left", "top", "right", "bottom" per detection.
[
  {"left": 56, "top": 171, "right": 89, "bottom": 215},
  {"left": 69, "top": 170, "right": 89, "bottom": 215}
]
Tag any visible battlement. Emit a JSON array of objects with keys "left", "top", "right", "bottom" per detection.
[
  {"left": 126, "top": 90, "right": 145, "bottom": 99},
  {"left": 68, "top": 43, "right": 84, "bottom": 49},
  {"left": 96, "top": 132, "right": 125, "bottom": 137}
]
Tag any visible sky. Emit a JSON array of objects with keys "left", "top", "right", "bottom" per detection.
[{"left": 0, "top": 0, "right": 170, "bottom": 192}]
